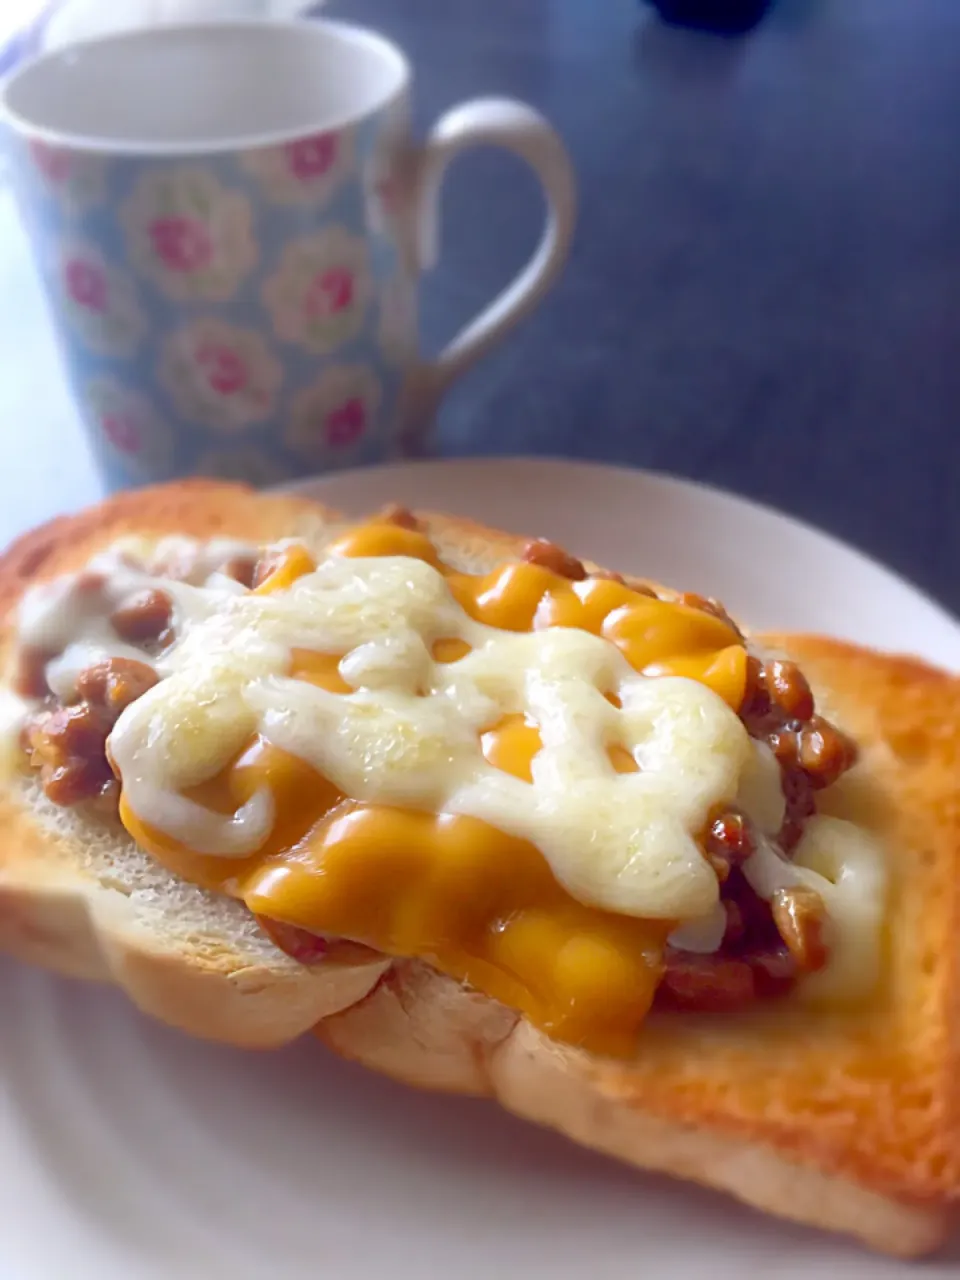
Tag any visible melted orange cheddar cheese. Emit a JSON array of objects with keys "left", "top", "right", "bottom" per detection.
[
  {"left": 330, "top": 524, "right": 748, "bottom": 709},
  {"left": 117, "top": 522, "right": 752, "bottom": 1055}
]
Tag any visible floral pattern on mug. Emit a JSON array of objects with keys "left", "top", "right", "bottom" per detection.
[
  {"left": 84, "top": 376, "right": 174, "bottom": 478},
  {"left": 121, "top": 167, "right": 256, "bottom": 301},
  {"left": 28, "top": 141, "right": 106, "bottom": 207},
  {"left": 286, "top": 364, "right": 382, "bottom": 465},
  {"left": 194, "top": 445, "right": 289, "bottom": 487},
  {"left": 263, "top": 227, "right": 372, "bottom": 353},
  {"left": 159, "top": 318, "right": 282, "bottom": 432},
  {"left": 58, "top": 241, "right": 145, "bottom": 356},
  {"left": 377, "top": 274, "right": 418, "bottom": 366},
  {"left": 240, "top": 127, "right": 354, "bottom": 206},
  {"left": 363, "top": 102, "right": 415, "bottom": 266}
]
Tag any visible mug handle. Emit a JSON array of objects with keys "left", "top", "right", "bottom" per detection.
[{"left": 403, "top": 97, "right": 576, "bottom": 434}]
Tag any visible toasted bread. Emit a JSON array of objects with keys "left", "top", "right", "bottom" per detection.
[
  {"left": 1, "top": 480, "right": 957, "bottom": 1257},
  {"left": 0, "top": 482, "right": 391, "bottom": 1046}
]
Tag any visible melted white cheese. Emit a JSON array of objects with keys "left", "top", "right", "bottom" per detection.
[
  {"left": 0, "top": 687, "right": 27, "bottom": 779},
  {"left": 743, "top": 816, "right": 885, "bottom": 1000},
  {"left": 736, "top": 739, "right": 786, "bottom": 836},
  {"left": 666, "top": 901, "right": 728, "bottom": 954},
  {"left": 104, "top": 551, "right": 748, "bottom": 920},
  {"left": 7, "top": 535, "right": 888, "bottom": 979}
]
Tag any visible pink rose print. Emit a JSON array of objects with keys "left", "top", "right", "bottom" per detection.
[
  {"left": 102, "top": 412, "right": 143, "bottom": 455},
  {"left": 196, "top": 340, "right": 249, "bottom": 396},
  {"left": 65, "top": 259, "right": 107, "bottom": 312},
  {"left": 86, "top": 377, "right": 173, "bottom": 478},
  {"left": 286, "top": 133, "right": 337, "bottom": 181},
  {"left": 304, "top": 267, "right": 354, "bottom": 320},
  {"left": 325, "top": 397, "right": 367, "bottom": 448},
  {"left": 30, "top": 141, "right": 71, "bottom": 184},
  {"left": 123, "top": 169, "right": 255, "bottom": 301},
  {"left": 60, "top": 243, "right": 143, "bottom": 354},
  {"left": 160, "top": 319, "right": 281, "bottom": 430},
  {"left": 29, "top": 145, "right": 105, "bottom": 206},
  {"left": 241, "top": 128, "right": 352, "bottom": 206},
  {"left": 264, "top": 229, "right": 370, "bottom": 352},
  {"left": 149, "top": 216, "right": 214, "bottom": 274},
  {"left": 287, "top": 365, "right": 381, "bottom": 464},
  {"left": 304, "top": 266, "right": 358, "bottom": 320}
]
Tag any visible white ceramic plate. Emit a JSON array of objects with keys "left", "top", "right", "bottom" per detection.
[{"left": 1, "top": 457, "right": 958, "bottom": 1280}]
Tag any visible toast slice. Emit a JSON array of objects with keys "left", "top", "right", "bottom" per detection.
[
  {"left": 0, "top": 482, "right": 392, "bottom": 1046},
  {"left": 1, "top": 480, "right": 958, "bottom": 1257}
]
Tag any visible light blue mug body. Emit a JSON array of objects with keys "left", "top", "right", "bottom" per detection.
[{"left": 1, "top": 21, "right": 575, "bottom": 491}]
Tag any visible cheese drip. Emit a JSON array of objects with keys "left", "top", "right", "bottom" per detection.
[
  {"left": 109, "top": 534, "right": 751, "bottom": 920},
  {"left": 10, "top": 522, "right": 887, "bottom": 1049}
]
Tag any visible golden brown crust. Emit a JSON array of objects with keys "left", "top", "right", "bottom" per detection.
[
  {"left": 0, "top": 482, "right": 388, "bottom": 1047},
  {"left": 0, "top": 479, "right": 335, "bottom": 607},
  {"left": 1, "top": 482, "right": 957, "bottom": 1254},
  {"left": 318, "top": 640, "right": 960, "bottom": 1252},
  {"left": 490, "top": 1019, "right": 950, "bottom": 1258}
]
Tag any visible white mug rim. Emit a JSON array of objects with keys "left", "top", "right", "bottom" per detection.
[{"left": 0, "top": 18, "right": 411, "bottom": 156}]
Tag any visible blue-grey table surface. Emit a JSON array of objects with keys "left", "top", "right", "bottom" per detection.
[{"left": 3, "top": 0, "right": 959, "bottom": 617}]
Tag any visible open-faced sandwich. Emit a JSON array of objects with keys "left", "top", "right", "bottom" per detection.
[{"left": 0, "top": 480, "right": 957, "bottom": 1257}]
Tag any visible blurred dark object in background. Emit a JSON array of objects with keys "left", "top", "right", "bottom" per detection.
[{"left": 644, "top": 0, "right": 771, "bottom": 35}]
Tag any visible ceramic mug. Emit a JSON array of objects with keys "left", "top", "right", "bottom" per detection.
[{"left": 0, "top": 20, "right": 575, "bottom": 489}]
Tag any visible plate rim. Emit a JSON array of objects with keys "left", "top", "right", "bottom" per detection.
[
  {"left": 284, "top": 454, "right": 960, "bottom": 656},
  {"left": 3, "top": 453, "right": 958, "bottom": 1278}
]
